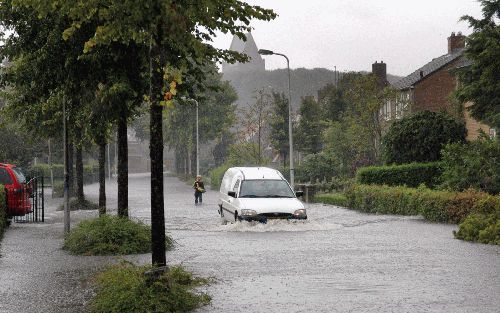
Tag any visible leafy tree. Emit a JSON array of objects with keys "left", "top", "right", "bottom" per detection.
[
  {"left": 295, "top": 96, "right": 323, "bottom": 154},
  {"left": 269, "top": 91, "right": 291, "bottom": 167},
  {"left": 238, "top": 88, "right": 272, "bottom": 164},
  {"left": 382, "top": 110, "right": 467, "bottom": 164},
  {"left": 26, "top": 0, "right": 276, "bottom": 266},
  {"left": 318, "top": 84, "right": 348, "bottom": 122},
  {"left": 456, "top": 0, "right": 500, "bottom": 129},
  {"left": 440, "top": 136, "right": 499, "bottom": 194}
]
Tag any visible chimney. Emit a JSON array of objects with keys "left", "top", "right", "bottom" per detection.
[
  {"left": 448, "top": 32, "right": 465, "bottom": 53},
  {"left": 372, "top": 61, "right": 388, "bottom": 88}
]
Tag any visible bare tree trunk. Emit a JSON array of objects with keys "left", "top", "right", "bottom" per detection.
[
  {"left": 117, "top": 109, "right": 128, "bottom": 217},
  {"left": 150, "top": 37, "right": 166, "bottom": 267},
  {"left": 75, "top": 142, "right": 84, "bottom": 202},
  {"left": 98, "top": 140, "right": 106, "bottom": 216}
]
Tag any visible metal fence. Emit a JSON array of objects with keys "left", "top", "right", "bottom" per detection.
[{"left": 9, "top": 176, "right": 45, "bottom": 223}]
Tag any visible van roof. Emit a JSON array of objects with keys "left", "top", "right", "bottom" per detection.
[{"left": 231, "top": 167, "right": 284, "bottom": 180}]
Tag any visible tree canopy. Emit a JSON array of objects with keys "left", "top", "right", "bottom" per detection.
[{"left": 456, "top": 0, "right": 500, "bottom": 129}]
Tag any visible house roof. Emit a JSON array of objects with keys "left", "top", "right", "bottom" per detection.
[{"left": 393, "top": 48, "right": 466, "bottom": 90}]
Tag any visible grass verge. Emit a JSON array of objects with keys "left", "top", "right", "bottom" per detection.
[
  {"left": 88, "top": 262, "right": 211, "bottom": 313},
  {"left": 63, "top": 215, "right": 173, "bottom": 255}
]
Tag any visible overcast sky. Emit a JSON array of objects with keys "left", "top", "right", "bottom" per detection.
[{"left": 211, "top": 0, "right": 483, "bottom": 77}]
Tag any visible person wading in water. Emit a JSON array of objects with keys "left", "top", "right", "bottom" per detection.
[{"left": 193, "top": 175, "right": 205, "bottom": 205}]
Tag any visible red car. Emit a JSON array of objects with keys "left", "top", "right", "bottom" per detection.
[{"left": 0, "top": 163, "right": 32, "bottom": 216}]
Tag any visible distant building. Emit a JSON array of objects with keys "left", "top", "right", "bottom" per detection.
[
  {"left": 222, "top": 32, "right": 265, "bottom": 74},
  {"left": 382, "top": 32, "right": 494, "bottom": 140}
]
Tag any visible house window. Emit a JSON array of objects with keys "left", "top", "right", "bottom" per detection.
[{"left": 381, "top": 101, "right": 392, "bottom": 121}]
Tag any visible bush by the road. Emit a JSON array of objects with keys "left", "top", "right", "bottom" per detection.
[
  {"left": 0, "top": 186, "right": 7, "bottom": 238},
  {"left": 356, "top": 162, "right": 443, "bottom": 188},
  {"left": 454, "top": 195, "right": 500, "bottom": 244},
  {"left": 63, "top": 215, "right": 173, "bottom": 255},
  {"left": 209, "top": 164, "right": 231, "bottom": 190},
  {"left": 314, "top": 193, "right": 348, "bottom": 207},
  {"left": 88, "top": 262, "right": 210, "bottom": 313},
  {"left": 345, "top": 184, "right": 495, "bottom": 223},
  {"left": 440, "top": 137, "right": 499, "bottom": 194},
  {"left": 382, "top": 110, "right": 466, "bottom": 164}
]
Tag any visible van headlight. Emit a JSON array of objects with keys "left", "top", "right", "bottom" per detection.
[
  {"left": 240, "top": 209, "right": 257, "bottom": 216},
  {"left": 293, "top": 209, "right": 307, "bottom": 217}
]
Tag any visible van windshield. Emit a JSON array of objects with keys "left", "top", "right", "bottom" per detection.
[{"left": 239, "top": 180, "right": 295, "bottom": 198}]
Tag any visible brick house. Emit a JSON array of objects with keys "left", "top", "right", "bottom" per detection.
[{"left": 381, "top": 32, "right": 495, "bottom": 140}]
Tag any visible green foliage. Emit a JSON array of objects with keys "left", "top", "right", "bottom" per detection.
[
  {"left": 268, "top": 92, "right": 290, "bottom": 166},
  {"left": 456, "top": 1, "right": 500, "bottom": 129},
  {"left": 0, "top": 186, "right": 7, "bottom": 238},
  {"left": 356, "top": 162, "right": 443, "bottom": 188},
  {"left": 209, "top": 164, "right": 231, "bottom": 191},
  {"left": 314, "top": 193, "right": 348, "bottom": 207},
  {"left": 295, "top": 96, "right": 324, "bottom": 154},
  {"left": 295, "top": 152, "right": 341, "bottom": 182},
  {"left": 63, "top": 215, "right": 173, "bottom": 255},
  {"left": 382, "top": 110, "right": 467, "bottom": 164},
  {"left": 440, "top": 137, "right": 499, "bottom": 194},
  {"left": 454, "top": 212, "right": 499, "bottom": 245},
  {"left": 0, "top": 124, "right": 46, "bottom": 168},
  {"left": 345, "top": 184, "right": 495, "bottom": 223},
  {"left": 88, "top": 262, "right": 210, "bottom": 313},
  {"left": 227, "top": 142, "right": 263, "bottom": 167}
]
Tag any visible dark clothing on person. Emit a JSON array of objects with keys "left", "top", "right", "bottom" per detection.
[{"left": 193, "top": 180, "right": 205, "bottom": 204}]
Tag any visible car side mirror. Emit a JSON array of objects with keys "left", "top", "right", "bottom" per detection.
[
  {"left": 228, "top": 191, "right": 236, "bottom": 198},
  {"left": 295, "top": 190, "right": 304, "bottom": 197}
]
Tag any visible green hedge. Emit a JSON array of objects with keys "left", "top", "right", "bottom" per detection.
[
  {"left": 356, "top": 162, "right": 443, "bottom": 188},
  {"left": 314, "top": 193, "right": 348, "bottom": 207},
  {"left": 345, "top": 184, "right": 496, "bottom": 223},
  {"left": 0, "top": 186, "right": 7, "bottom": 238}
]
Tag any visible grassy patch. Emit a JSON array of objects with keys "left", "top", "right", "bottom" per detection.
[
  {"left": 63, "top": 215, "right": 173, "bottom": 255},
  {"left": 58, "top": 198, "right": 100, "bottom": 211},
  {"left": 314, "top": 193, "right": 348, "bottom": 207},
  {"left": 88, "top": 262, "right": 211, "bottom": 313}
]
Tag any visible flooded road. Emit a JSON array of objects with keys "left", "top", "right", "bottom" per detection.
[{"left": 87, "top": 173, "right": 499, "bottom": 313}]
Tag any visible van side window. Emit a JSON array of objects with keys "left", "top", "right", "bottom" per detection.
[
  {"left": 0, "top": 168, "right": 13, "bottom": 185},
  {"left": 233, "top": 179, "right": 240, "bottom": 192}
]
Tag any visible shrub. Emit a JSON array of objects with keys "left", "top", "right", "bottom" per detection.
[
  {"left": 88, "top": 262, "right": 210, "bottom": 313},
  {"left": 454, "top": 212, "right": 499, "bottom": 245},
  {"left": 356, "top": 162, "right": 443, "bottom": 188},
  {"left": 0, "top": 186, "right": 7, "bottom": 238},
  {"left": 63, "top": 215, "right": 173, "bottom": 255},
  {"left": 209, "top": 164, "right": 231, "bottom": 190},
  {"left": 440, "top": 137, "right": 500, "bottom": 194},
  {"left": 314, "top": 193, "right": 348, "bottom": 207},
  {"left": 382, "top": 110, "right": 466, "bottom": 164},
  {"left": 345, "top": 184, "right": 495, "bottom": 223},
  {"left": 295, "top": 152, "right": 341, "bottom": 183}
]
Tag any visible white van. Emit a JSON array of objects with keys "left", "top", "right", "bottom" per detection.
[{"left": 218, "top": 167, "right": 306, "bottom": 223}]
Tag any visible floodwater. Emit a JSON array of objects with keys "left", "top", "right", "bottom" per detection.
[
  {"left": 90, "top": 173, "right": 500, "bottom": 313},
  {"left": 0, "top": 173, "right": 498, "bottom": 313}
]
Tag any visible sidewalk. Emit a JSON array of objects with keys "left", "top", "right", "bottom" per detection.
[{"left": 0, "top": 191, "right": 119, "bottom": 313}]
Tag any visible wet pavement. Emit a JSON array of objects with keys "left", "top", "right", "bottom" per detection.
[{"left": 1, "top": 173, "right": 499, "bottom": 312}]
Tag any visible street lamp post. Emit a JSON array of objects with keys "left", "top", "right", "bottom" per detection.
[
  {"left": 195, "top": 99, "right": 199, "bottom": 176},
  {"left": 258, "top": 49, "right": 294, "bottom": 190}
]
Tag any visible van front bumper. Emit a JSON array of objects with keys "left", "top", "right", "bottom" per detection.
[{"left": 238, "top": 213, "right": 307, "bottom": 223}]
